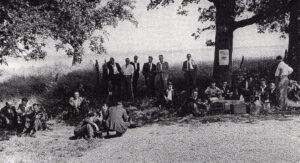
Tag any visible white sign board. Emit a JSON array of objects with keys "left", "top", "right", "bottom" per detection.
[{"left": 219, "top": 49, "right": 229, "bottom": 66}]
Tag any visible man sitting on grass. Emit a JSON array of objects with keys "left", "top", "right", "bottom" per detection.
[
  {"left": 160, "top": 82, "right": 176, "bottom": 109},
  {"left": 72, "top": 111, "right": 102, "bottom": 140},
  {"left": 180, "top": 90, "right": 208, "bottom": 117},
  {"left": 69, "top": 91, "right": 88, "bottom": 117},
  {"left": 205, "top": 81, "right": 223, "bottom": 102},
  {"left": 0, "top": 102, "right": 17, "bottom": 130},
  {"left": 105, "top": 102, "right": 130, "bottom": 137},
  {"left": 220, "top": 81, "right": 233, "bottom": 100},
  {"left": 33, "top": 104, "right": 48, "bottom": 131}
]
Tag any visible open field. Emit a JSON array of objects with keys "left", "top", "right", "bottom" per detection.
[{"left": 1, "top": 114, "right": 300, "bottom": 163}]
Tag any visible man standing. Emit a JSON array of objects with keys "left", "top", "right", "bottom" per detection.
[
  {"left": 131, "top": 56, "right": 140, "bottom": 97},
  {"left": 182, "top": 54, "right": 197, "bottom": 91},
  {"left": 274, "top": 56, "right": 293, "bottom": 110},
  {"left": 121, "top": 58, "right": 135, "bottom": 100},
  {"left": 107, "top": 57, "right": 122, "bottom": 99},
  {"left": 155, "top": 55, "right": 169, "bottom": 91},
  {"left": 142, "top": 56, "right": 157, "bottom": 97}
]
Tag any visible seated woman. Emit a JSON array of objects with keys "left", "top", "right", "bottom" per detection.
[
  {"left": 105, "top": 102, "right": 130, "bottom": 137},
  {"left": 73, "top": 111, "right": 102, "bottom": 140},
  {"left": 205, "top": 81, "right": 223, "bottom": 102}
]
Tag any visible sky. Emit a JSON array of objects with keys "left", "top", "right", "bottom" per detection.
[
  {"left": 103, "top": 0, "right": 288, "bottom": 53},
  {"left": 0, "top": 0, "right": 289, "bottom": 72}
]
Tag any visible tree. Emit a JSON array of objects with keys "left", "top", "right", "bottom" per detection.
[
  {"left": 0, "top": 0, "right": 137, "bottom": 65},
  {"left": 286, "top": 0, "right": 300, "bottom": 82},
  {"left": 148, "top": 0, "right": 290, "bottom": 84}
]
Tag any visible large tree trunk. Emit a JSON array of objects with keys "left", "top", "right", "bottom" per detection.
[
  {"left": 288, "top": 0, "right": 300, "bottom": 82},
  {"left": 213, "top": 0, "right": 235, "bottom": 85}
]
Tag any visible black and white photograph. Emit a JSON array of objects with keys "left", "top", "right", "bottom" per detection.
[{"left": 0, "top": 0, "right": 300, "bottom": 162}]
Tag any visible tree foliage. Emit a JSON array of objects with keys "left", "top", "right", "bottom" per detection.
[
  {"left": 0, "top": 0, "right": 137, "bottom": 65},
  {"left": 148, "top": 0, "right": 290, "bottom": 40}
]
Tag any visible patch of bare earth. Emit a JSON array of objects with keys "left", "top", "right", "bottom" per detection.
[{"left": 2, "top": 115, "right": 300, "bottom": 163}]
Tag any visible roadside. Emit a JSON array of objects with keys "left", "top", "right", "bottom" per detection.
[{"left": 1, "top": 114, "right": 300, "bottom": 163}]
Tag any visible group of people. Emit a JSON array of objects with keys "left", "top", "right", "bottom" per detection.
[
  {"left": 65, "top": 91, "right": 132, "bottom": 139},
  {"left": 70, "top": 101, "right": 132, "bottom": 140},
  {"left": 0, "top": 98, "right": 48, "bottom": 136},
  {"left": 101, "top": 54, "right": 298, "bottom": 113},
  {"left": 1, "top": 53, "right": 298, "bottom": 140}
]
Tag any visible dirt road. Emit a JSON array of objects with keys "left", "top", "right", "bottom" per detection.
[{"left": 1, "top": 115, "right": 300, "bottom": 163}]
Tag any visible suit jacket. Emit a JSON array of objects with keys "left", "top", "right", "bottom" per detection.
[
  {"left": 107, "top": 61, "right": 121, "bottom": 78},
  {"left": 156, "top": 62, "right": 169, "bottom": 73},
  {"left": 102, "top": 64, "right": 109, "bottom": 80},
  {"left": 182, "top": 60, "right": 197, "bottom": 72},
  {"left": 105, "top": 105, "right": 130, "bottom": 134},
  {"left": 130, "top": 62, "right": 140, "bottom": 77},
  {"left": 142, "top": 62, "right": 157, "bottom": 78}
]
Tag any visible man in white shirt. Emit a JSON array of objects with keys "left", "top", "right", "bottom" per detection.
[
  {"left": 122, "top": 58, "right": 134, "bottom": 100},
  {"left": 182, "top": 54, "right": 197, "bottom": 92},
  {"left": 274, "top": 56, "right": 293, "bottom": 110}
]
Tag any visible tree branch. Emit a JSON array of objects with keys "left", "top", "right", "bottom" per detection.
[
  {"left": 233, "top": 1, "right": 289, "bottom": 30},
  {"left": 233, "top": 14, "right": 262, "bottom": 29}
]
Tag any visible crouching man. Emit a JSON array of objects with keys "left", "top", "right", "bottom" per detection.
[
  {"left": 105, "top": 102, "right": 130, "bottom": 137},
  {"left": 73, "top": 111, "right": 102, "bottom": 140}
]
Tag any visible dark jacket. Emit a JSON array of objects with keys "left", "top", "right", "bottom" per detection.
[
  {"left": 130, "top": 62, "right": 140, "bottom": 77},
  {"left": 105, "top": 105, "right": 130, "bottom": 134},
  {"left": 267, "top": 88, "right": 277, "bottom": 106},
  {"left": 142, "top": 62, "right": 156, "bottom": 78},
  {"left": 182, "top": 60, "right": 197, "bottom": 72},
  {"left": 102, "top": 64, "right": 109, "bottom": 80},
  {"left": 107, "top": 62, "right": 121, "bottom": 78}
]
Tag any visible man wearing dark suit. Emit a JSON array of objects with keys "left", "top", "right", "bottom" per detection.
[
  {"left": 102, "top": 60, "right": 109, "bottom": 95},
  {"left": 106, "top": 57, "right": 122, "bottom": 100},
  {"left": 182, "top": 54, "right": 197, "bottom": 91},
  {"left": 142, "top": 56, "right": 157, "bottom": 97},
  {"left": 267, "top": 82, "right": 277, "bottom": 107},
  {"left": 131, "top": 56, "right": 140, "bottom": 97}
]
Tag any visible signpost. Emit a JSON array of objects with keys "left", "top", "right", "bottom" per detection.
[{"left": 219, "top": 49, "right": 229, "bottom": 66}]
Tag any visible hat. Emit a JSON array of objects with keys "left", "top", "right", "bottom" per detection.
[
  {"left": 168, "top": 82, "right": 173, "bottom": 86},
  {"left": 22, "top": 98, "right": 28, "bottom": 102},
  {"left": 117, "top": 101, "right": 123, "bottom": 105}
]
